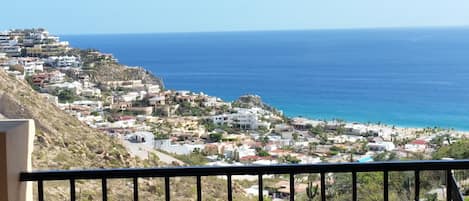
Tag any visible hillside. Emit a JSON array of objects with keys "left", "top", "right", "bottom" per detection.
[
  {"left": 0, "top": 69, "right": 142, "bottom": 169},
  {"left": 233, "top": 94, "right": 284, "bottom": 116},
  {"left": 0, "top": 70, "right": 249, "bottom": 201},
  {"left": 71, "top": 48, "right": 164, "bottom": 87}
]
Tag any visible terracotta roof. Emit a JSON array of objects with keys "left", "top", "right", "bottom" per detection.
[{"left": 411, "top": 140, "right": 427, "bottom": 145}]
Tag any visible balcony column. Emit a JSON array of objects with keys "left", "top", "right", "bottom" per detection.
[{"left": 0, "top": 119, "right": 35, "bottom": 201}]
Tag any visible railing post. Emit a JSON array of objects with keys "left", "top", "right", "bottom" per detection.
[
  {"left": 258, "top": 174, "right": 263, "bottom": 201},
  {"left": 320, "top": 172, "right": 326, "bottom": 201},
  {"left": 414, "top": 170, "right": 420, "bottom": 201},
  {"left": 196, "top": 176, "right": 202, "bottom": 201},
  {"left": 447, "top": 170, "right": 452, "bottom": 201},
  {"left": 70, "top": 179, "right": 76, "bottom": 201},
  {"left": 37, "top": 180, "right": 44, "bottom": 201},
  {"left": 290, "top": 173, "right": 295, "bottom": 201},
  {"left": 102, "top": 178, "right": 107, "bottom": 201},
  {"left": 0, "top": 120, "right": 35, "bottom": 201},
  {"left": 383, "top": 171, "right": 388, "bottom": 201},
  {"left": 133, "top": 177, "right": 138, "bottom": 201},
  {"left": 447, "top": 170, "right": 464, "bottom": 201},
  {"left": 352, "top": 172, "right": 357, "bottom": 201},
  {"left": 227, "top": 174, "right": 233, "bottom": 201},
  {"left": 165, "top": 177, "right": 170, "bottom": 201}
]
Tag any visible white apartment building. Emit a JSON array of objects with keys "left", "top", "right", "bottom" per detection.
[
  {"left": 44, "top": 56, "right": 81, "bottom": 68},
  {"left": 0, "top": 46, "right": 21, "bottom": 57},
  {"left": 211, "top": 108, "right": 271, "bottom": 130},
  {"left": 46, "top": 81, "right": 83, "bottom": 95},
  {"left": 72, "top": 100, "right": 103, "bottom": 111},
  {"left": 22, "top": 60, "right": 44, "bottom": 76},
  {"left": 145, "top": 84, "right": 160, "bottom": 94}
]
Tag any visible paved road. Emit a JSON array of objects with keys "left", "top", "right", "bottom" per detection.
[{"left": 121, "top": 138, "right": 185, "bottom": 165}]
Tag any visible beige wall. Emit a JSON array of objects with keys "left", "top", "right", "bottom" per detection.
[
  {"left": 0, "top": 120, "right": 35, "bottom": 201},
  {"left": 0, "top": 132, "right": 7, "bottom": 201}
]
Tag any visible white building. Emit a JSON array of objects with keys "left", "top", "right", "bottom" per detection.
[
  {"left": 47, "top": 71, "right": 66, "bottom": 84},
  {"left": 44, "top": 56, "right": 81, "bottom": 68},
  {"left": 72, "top": 100, "right": 103, "bottom": 111},
  {"left": 368, "top": 141, "right": 396, "bottom": 151},
  {"left": 330, "top": 135, "right": 365, "bottom": 144},
  {"left": 0, "top": 46, "right": 21, "bottom": 57},
  {"left": 46, "top": 81, "right": 83, "bottom": 95},
  {"left": 404, "top": 140, "right": 428, "bottom": 152},
  {"left": 211, "top": 107, "right": 271, "bottom": 130},
  {"left": 203, "top": 97, "right": 228, "bottom": 107},
  {"left": 23, "top": 61, "right": 44, "bottom": 76},
  {"left": 154, "top": 139, "right": 204, "bottom": 155},
  {"left": 145, "top": 84, "right": 160, "bottom": 94},
  {"left": 11, "top": 57, "right": 45, "bottom": 76},
  {"left": 149, "top": 95, "right": 166, "bottom": 106},
  {"left": 120, "top": 91, "right": 146, "bottom": 102},
  {"left": 110, "top": 119, "right": 136, "bottom": 128},
  {"left": 81, "top": 88, "right": 102, "bottom": 98},
  {"left": 6, "top": 70, "right": 24, "bottom": 79},
  {"left": 0, "top": 32, "right": 10, "bottom": 45}
]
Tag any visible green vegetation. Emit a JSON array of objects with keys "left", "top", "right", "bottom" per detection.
[
  {"left": 433, "top": 139, "right": 469, "bottom": 159},
  {"left": 306, "top": 176, "right": 319, "bottom": 201},
  {"left": 278, "top": 155, "right": 301, "bottom": 164},
  {"left": 373, "top": 151, "right": 398, "bottom": 161},
  {"left": 199, "top": 119, "right": 216, "bottom": 132},
  {"left": 292, "top": 132, "right": 299, "bottom": 141},
  {"left": 209, "top": 132, "right": 223, "bottom": 142},
  {"left": 309, "top": 125, "right": 325, "bottom": 135},
  {"left": 256, "top": 147, "right": 270, "bottom": 157},
  {"left": 25, "top": 76, "right": 40, "bottom": 91},
  {"left": 56, "top": 89, "right": 78, "bottom": 103},
  {"left": 176, "top": 101, "right": 210, "bottom": 116},
  {"left": 172, "top": 151, "right": 208, "bottom": 166},
  {"left": 320, "top": 171, "right": 446, "bottom": 201}
]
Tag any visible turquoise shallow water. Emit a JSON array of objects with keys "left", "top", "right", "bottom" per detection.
[{"left": 62, "top": 28, "right": 469, "bottom": 130}]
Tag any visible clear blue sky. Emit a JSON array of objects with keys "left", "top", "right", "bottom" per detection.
[{"left": 2, "top": 0, "right": 469, "bottom": 34}]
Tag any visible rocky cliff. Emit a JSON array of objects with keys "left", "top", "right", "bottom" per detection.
[
  {"left": 73, "top": 48, "right": 164, "bottom": 88},
  {"left": 233, "top": 94, "right": 284, "bottom": 116}
]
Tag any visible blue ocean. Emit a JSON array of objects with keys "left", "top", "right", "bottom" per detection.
[{"left": 61, "top": 28, "right": 469, "bottom": 130}]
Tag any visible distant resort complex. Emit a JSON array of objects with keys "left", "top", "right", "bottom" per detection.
[{"left": 1, "top": 28, "right": 468, "bottom": 200}]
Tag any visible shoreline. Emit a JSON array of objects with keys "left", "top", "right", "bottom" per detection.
[
  {"left": 159, "top": 88, "right": 469, "bottom": 133},
  {"left": 60, "top": 29, "right": 469, "bottom": 133},
  {"left": 289, "top": 114, "right": 469, "bottom": 133}
]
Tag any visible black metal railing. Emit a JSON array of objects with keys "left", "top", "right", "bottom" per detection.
[{"left": 20, "top": 160, "right": 468, "bottom": 201}]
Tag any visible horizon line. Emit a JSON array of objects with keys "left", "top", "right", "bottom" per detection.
[{"left": 56, "top": 24, "right": 469, "bottom": 36}]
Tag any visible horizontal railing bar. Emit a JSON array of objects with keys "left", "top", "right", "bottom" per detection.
[{"left": 20, "top": 160, "right": 469, "bottom": 181}]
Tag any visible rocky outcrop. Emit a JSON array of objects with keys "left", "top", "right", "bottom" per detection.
[
  {"left": 74, "top": 48, "right": 164, "bottom": 88},
  {"left": 233, "top": 94, "right": 283, "bottom": 115}
]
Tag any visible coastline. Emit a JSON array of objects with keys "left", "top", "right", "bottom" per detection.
[
  {"left": 2, "top": 28, "right": 469, "bottom": 170},
  {"left": 60, "top": 28, "right": 469, "bottom": 132},
  {"left": 150, "top": 88, "right": 469, "bottom": 133}
]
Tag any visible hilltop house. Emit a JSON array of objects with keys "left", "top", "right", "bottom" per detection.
[{"left": 405, "top": 139, "right": 428, "bottom": 152}]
